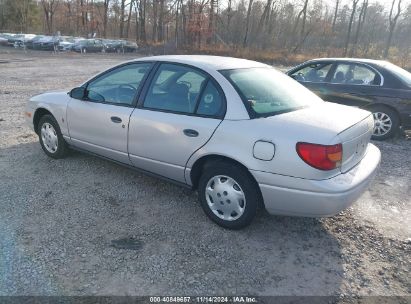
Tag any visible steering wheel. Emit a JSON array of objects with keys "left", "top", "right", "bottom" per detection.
[
  {"left": 119, "top": 83, "right": 137, "bottom": 91},
  {"left": 295, "top": 73, "right": 305, "bottom": 82},
  {"left": 116, "top": 84, "right": 137, "bottom": 102},
  {"left": 177, "top": 81, "right": 192, "bottom": 89}
]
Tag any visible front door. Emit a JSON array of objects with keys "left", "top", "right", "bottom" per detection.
[
  {"left": 289, "top": 61, "right": 334, "bottom": 101},
  {"left": 67, "top": 62, "right": 153, "bottom": 164},
  {"left": 128, "top": 63, "right": 225, "bottom": 183}
]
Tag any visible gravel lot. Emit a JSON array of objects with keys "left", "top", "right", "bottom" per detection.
[{"left": 0, "top": 48, "right": 410, "bottom": 297}]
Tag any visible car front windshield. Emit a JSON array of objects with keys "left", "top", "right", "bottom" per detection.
[
  {"left": 220, "top": 67, "right": 323, "bottom": 118},
  {"left": 382, "top": 62, "right": 411, "bottom": 87}
]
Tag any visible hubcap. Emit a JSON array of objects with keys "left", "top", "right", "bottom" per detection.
[
  {"left": 41, "top": 122, "right": 58, "bottom": 153},
  {"left": 205, "top": 175, "right": 246, "bottom": 221},
  {"left": 373, "top": 112, "right": 392, "bottom": 136}
]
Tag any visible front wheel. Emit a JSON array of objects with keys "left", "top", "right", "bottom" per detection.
[
  {"left": 370, "top": 106, "right": 399, "bottom": 140},
  {"left": 38, "top": 114, "right": 69, "bottom": 159},
  {"left": 198, "top": 162, "right": 261, "bottom": 229}
]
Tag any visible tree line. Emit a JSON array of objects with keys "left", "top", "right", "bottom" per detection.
[{"left": 0, "top": 0, "right": 410, "bottom": 64}]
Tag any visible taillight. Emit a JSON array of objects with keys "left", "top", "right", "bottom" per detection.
[{"left": 296, "top": 142, "right": 342, "bottom": 171}]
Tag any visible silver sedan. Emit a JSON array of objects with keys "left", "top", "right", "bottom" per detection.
[{"left": 25, "top": 55, "right": 381, "bottom": 229}]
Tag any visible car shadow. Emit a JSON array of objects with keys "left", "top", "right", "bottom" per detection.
[{"left": 0, "top": 142, "right": 344, "bottom": 296}]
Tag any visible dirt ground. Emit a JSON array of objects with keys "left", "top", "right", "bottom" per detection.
[{"left": 0, "top": 48, "right": 410, "bottom": 297}]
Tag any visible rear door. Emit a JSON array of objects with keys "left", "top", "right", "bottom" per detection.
[
  {"left": 288, "top": 61, "right": 334, "bottom": 100},
  {"left": 128, "top": 63, "right": 225, "bottom": 183},
  {"left": 324, "top": 62, "right": 383, "bottom": 107}
]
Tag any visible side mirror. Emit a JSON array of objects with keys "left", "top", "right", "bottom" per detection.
[{"left": 69, "top": 87, "right": 86, "bottom": 100}]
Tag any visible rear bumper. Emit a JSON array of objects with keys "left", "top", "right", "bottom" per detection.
[{"left": 252, "top": 143, "right": 381, "bottom": 217}]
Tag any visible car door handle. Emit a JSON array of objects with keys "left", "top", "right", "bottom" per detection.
[
  {"left": 111, "top": 116, "right": 122, "bottom": 123},
  {"left": 183, "top": 129, "right": 199, "bottom": 137}
]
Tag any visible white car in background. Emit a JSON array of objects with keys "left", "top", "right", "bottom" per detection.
[{"left": 25, "top": 55, "right": 381, "bottom": 229}]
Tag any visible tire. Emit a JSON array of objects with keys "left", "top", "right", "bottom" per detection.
[
  {"left": 198, "top": 161, "right": 261, "bottom": 229},
  {"left": 82, "top": 48, "right": 87, "bottom": 54},
  {"left": 37, "top": 114, "right": 69, "bottom": 159},
  {"left": 370, "top": 105, "right": 400, "bottom": 140}
]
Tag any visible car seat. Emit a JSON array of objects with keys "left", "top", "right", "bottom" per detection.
[
  {"left": 306, "top": 69, "right": 320, "bottom": 82},
  {"left": 345, "top": 70, "right": 354, "bottom": 83},
  {"left": 168, "top": 83, "right": 190, "bottom": 112},
  {"left": 334, "top": 71, "right": 345, "bottom": 83}
]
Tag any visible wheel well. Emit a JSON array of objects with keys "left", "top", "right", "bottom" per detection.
[
  {"left": 33, "top": 108, "right": 52, "bottom": 134},
  {"left": 190, "top": 155, "right": 265, "bottom": 209},
  {"left": 190, "top": 155, "right": 255, "bottom": 189},
  {"left": 365, "top": 103, "right": 401, "bottom": 124}
]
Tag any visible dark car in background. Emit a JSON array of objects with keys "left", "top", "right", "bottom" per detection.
[
  {"left": 72, "top": 39, "right": 104, "bottom": 53},
  {"left": 102, "top": 39, "right": 138, "bottom": 53},
  {"left": 31, "top": 36, "right": 55, "bottom": 50},
  {"left": 24, "top": 35, "right": 44, "bottom": 49},
  {"left": 287, "top": 58, "right": 411, "bottom": 139},
  {"left": 102, "top": 39, "right": 123, "bottom": 53},
  {"left": 39, "top": 36, "right": 60, "bottom": 51},
  {"left": 122, "top": 40, "right": 138, "bottom": 52}
]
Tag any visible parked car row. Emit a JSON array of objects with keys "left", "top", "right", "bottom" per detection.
[
  {"left": 0, "top": 33, "right": 138, "bottom": 53},
  {"left": 72, "top": 39, "right": 138, "bottom": 53}
]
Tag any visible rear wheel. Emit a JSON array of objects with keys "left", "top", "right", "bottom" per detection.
[
  {"left": 38, "top": 114, "right": 68, "bottom": 159},
  {"left": 370, "top": 105, "right": 399, "bottom": 140},
  {"left": 198, "top": 162, "right": 260, "bottom": 229}
]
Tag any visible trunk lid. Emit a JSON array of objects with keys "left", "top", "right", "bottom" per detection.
[
  {"left": 261, "top": 102, "right": 374, "bottom": 178},
  {"left": 338, "top": 114, "right": 374, "bottom": 172},
  {"left": 283, "top": 102, "right": 374, "bottom": 173}
]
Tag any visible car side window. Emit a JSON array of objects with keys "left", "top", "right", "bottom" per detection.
[
  {"left": 196, "top": 81, "right": 224, "bottom": 116},
  {"left": 144, "top": 63, "right": 207, "bottom": 114},
  {"left": 331, "top": 63, "right": 380, "bottom": 85},
  {"left": 291, "top": 63, "right": 332, "bottom": 82},
  {"left": 86, "top": 63, "right": 152, "bottom": 105}
]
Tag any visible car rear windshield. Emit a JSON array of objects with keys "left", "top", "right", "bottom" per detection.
[
  {"left": 220, "top": 67, "right": 323, "bottom": 118},
  {"left": 382, "top": 62, "right": 411, "bottom": 87}
]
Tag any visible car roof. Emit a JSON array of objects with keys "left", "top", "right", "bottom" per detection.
[
  {"left": 134, "top": 55, "right": 269, "bottom": 71},
  {"left": 306, "top": 57, "right": 388, "bottom": 65}
]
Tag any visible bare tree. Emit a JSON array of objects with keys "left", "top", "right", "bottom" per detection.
[
  {"left": 384, "top": 0, "right": 402, "bottom": 58},
  {"left": 139, "top": 0, "right": 147, "bottom": 42},
  {"left": 343, "top": 0, "right": 360, "bottom": 56},
  {"left": 350, "top": 0, "right": 368, "bottom": 57},
  {"left": 332, "top": 0, "right": 340, "bottom": 32},
  {"left": 158, "top": 0, "right": 165, "bottom": 42},
  {"left": 243, "top": 0, "right": 254, "bottom": 47},
  {"left": 41, "top": 0, "right": 59, "bottom": 34},
  {"left": 290, "top": 0, "right": 309, "bottom": 51},
  {"left": 257, "top": 0, "right": 273, "bottom": 34},
  {"left": 300, "top": 0, "right": 308, "bottom": 43},
  {"left": 227, "top": 0, "right": 233, "bottom": 32},
  {"left": 153, "top": 0, "right": 158, "bottom": 41},
  {"left": 102, "top": 0, "right": 109, "bottom": 38},
  {"left": 207, "top": 0, "right": 216, "bottom": 44},
  {"left": 119, "top": 0, "right": 126, "bottom": 37},
  {"left": 125, "top": 0, "right": 134, "bottom": 38}
]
